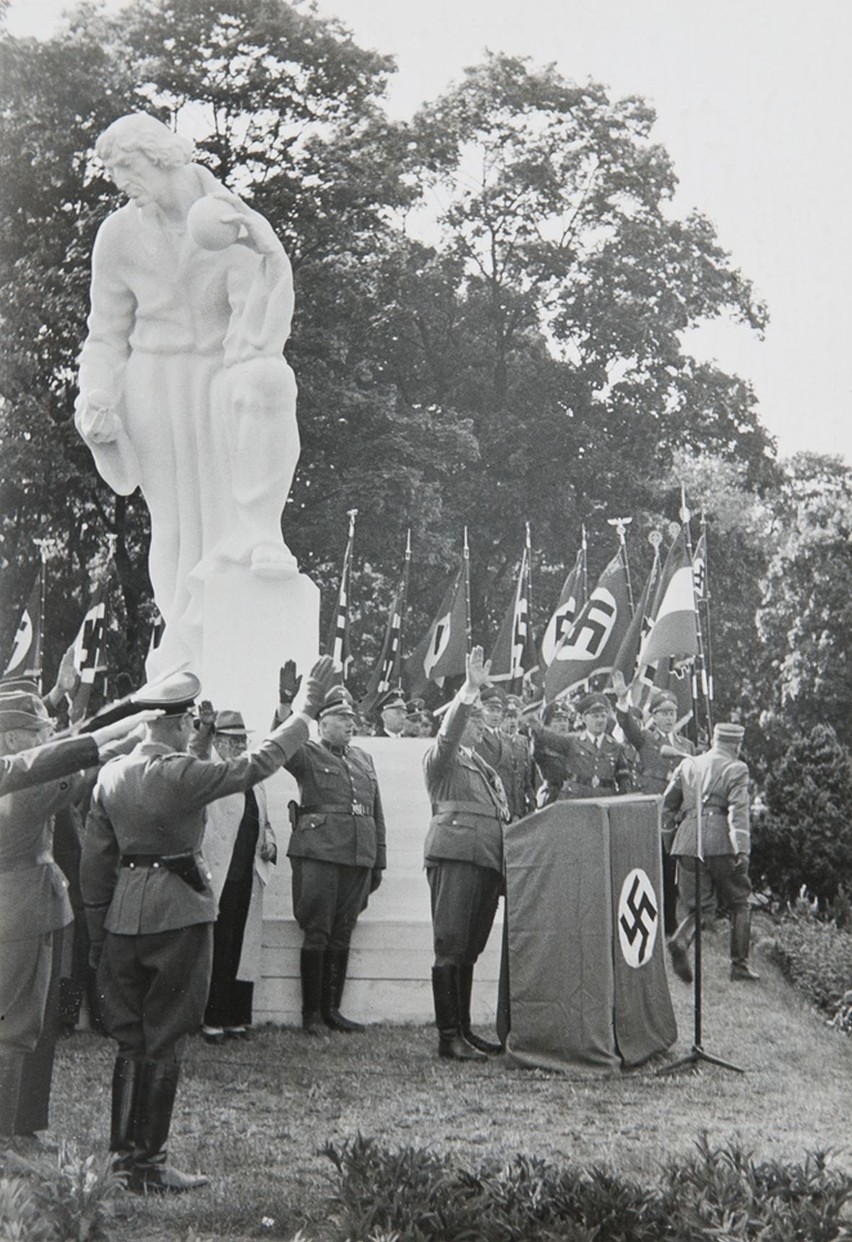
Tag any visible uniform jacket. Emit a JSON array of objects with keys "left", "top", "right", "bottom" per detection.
[
  {"left": 0, "top": 762, "right": 99, "bottom": 943},
  {"left": 476, "top": 728, "right": 534, "bottom": 821},
  {"left": 663, "top": 747, "right": 751, "bottom": 858},
  {"left": 81, "top": 716, "right": 309, "bottom": 942},
  {"left": 534, "top": 727, "right": 631, "bottom": 801},
  {"left": 285, "top": 740, "right": 386, "bottom": 870},
  {"left": 0, "top": 735, "right": 98, "bottom": 799},
  {"left": 423, "top": 697, "right": 507, "bottom": 874},
  {"left": 616, "top": 708, "right": 695, "bottom": 794}
]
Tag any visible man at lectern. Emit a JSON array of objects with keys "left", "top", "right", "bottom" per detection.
[{"left": 423, "top": 648, "right": 510, "bottom": 1062}]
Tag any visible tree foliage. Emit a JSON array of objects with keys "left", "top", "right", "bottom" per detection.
[
  {"left": 0, "top": 3, "right": 787, "bottom": 710},
  {"left": 752, "top": 724, "right": 852, "bottom": 913}
]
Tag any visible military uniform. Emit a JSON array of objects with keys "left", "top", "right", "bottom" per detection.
[
  {"left": 80, "top": 670, "right": 315, "bottom": 1192},
  {"left": 424, "top": 692, "right": 509, "bottom": 1059},
  {"left": 476, "top": 727, "right": 534, "bottom": 821},
  {"left": 533, "top": 726, "right": 631, "bottom": 800},
  {"left": 663, "top": 722, "right": 758, "bottom": 982},
  {"left": 0, "top": 690, "right": 104, "bottom": 1149},
  {"left": 0, "top": 735, "right": 99, "bottom": 798},
  {"left": 286, "top": 738, "right": 386, "bottom": 942}
]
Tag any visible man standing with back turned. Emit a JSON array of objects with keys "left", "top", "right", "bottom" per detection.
[
  {"left": 81, "top": 657, "right": 336, "bottom": 1193},
  {"left": 663, "top": 721, "right": 760, "bottom": 986}
]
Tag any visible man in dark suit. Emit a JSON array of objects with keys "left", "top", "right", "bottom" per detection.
[
  {"left": 81, "top": 658, "right": 336, "bottom": 1193},
  {"left": 423, "top": 648, "right": 509, "bottom": 1062}
]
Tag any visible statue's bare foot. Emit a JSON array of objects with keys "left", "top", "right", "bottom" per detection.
[{"left": 250, "top": 543, "right": 298, "bottom": 579}]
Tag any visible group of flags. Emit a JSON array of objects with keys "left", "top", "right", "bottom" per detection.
[
  {"left": 2, "top": 552, "right": 110, "bottom": 723},
  {"left": 325, "top": 496, "right": 713, "bottom": 728},
  {"left": 4, "top": 494, "right": 711, "bottom": 729}
]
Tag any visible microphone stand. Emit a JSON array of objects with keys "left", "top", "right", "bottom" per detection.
[{"left": 657, "top": 759, "right": 743, "bottom": 1076}]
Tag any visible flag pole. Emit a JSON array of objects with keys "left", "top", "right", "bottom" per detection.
[
  {"left": 658, "top": 490, "right": 742, "bottom": 1078},
  {"left": 607, "top": 516, "right": 634, "bottom": 617},
  {"left": 396, "top": 528, "right": 412, "bottom": 688},
  {"left": 463, "top": 526, "right": 472, "bottom": 655},
  {"left": 699, "top": 506, "right": 715, "bottom": 729},
  {"left": 580, "top": 524, "right": 589, "bottom": 603},
  {"left": 678, "top": 486, "right": 711, "bottom": 742},
  {"left": 31, "top": 538, "right": 52, "bottom": 694}
]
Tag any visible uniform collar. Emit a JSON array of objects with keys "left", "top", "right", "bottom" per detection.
[{"left": 321, "top": 739, "right": 348, "bottom": 757}]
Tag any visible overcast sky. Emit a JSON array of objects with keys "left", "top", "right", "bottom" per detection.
[{"left": 6, "top": 0, "right": 851, "bottom": 464}]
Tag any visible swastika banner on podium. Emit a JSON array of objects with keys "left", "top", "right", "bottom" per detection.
[{"left": 503, "top": 795, "right": 676, "bottom": 1072}]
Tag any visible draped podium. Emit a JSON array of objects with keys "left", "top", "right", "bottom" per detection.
[{"left": 502, "top": 795, "right": 676, "bottom": 1072}]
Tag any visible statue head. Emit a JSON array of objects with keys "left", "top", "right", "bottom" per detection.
[{"left": 96, "top": 113, "right": 194, "bottom": 171}]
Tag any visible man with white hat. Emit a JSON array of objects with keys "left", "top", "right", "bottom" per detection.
[
  {"left": 282, "top": 686, "right": 386, "bottom": 1035},
  {"left": 663, "top": 721, "right": 760, "bottom": 985},
  {"left": 81, "top": 656, "right": 337, "bottom": 1193}
]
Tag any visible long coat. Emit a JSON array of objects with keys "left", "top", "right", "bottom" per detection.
[
  {"left": 203, "top": 774, "right": 274, "bottom": 985},
  {"left": 423, "top": 699, "right": 507, "bottom": 874}
]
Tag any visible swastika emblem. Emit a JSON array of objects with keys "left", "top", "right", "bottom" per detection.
[{"left": 617, "top": 868, "right": 658, "bottom": 968}]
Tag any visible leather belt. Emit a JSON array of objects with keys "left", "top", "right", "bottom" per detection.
[
  {"left": 120, "top": 854, "right": 165, "bottom": 868},
  {"left": 434, "top": 800, "right": 501, "bottom": 819},
  {"left": 301, "top": 803, "right": 371, "bottom": 817}
]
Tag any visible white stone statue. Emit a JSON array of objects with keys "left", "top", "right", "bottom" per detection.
[{"left": 75, "top": 113, "right": 300, "bottom": 674}]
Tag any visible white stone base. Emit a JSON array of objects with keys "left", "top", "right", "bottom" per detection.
[
  {"left": 201, "top": 567, "right": 320, "bottom": 735},
  {"left": 255, "top": 737, "right": 504, "bottom": 1027}
]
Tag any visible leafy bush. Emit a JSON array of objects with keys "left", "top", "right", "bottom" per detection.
[
  {"left": 322, "top": 1133, "right": 852, "bottom": 1241},
  {"left": 770, "top": 909, "right": 852, "bottom": 1026},
  {"left": 751, "top": 724, "right": 852, "bottom": 915},
  {"left": 0, "top": 1145, "right": 124, "bottom": 1242}
]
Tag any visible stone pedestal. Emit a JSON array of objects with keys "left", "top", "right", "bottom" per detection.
[{"left": 200, "top": 568, "right": 320, "bottom": 734}]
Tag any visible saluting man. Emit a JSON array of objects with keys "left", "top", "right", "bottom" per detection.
[
  {"left": 283, "top": 687, "right": 386, "bottom": 1035},
  {"left": 475, "top": 686, "right": 535, "bottom": 821},
  {"left": 528, "top": 693, "right": 631, "bottom": 800},
  {"left": 80, "top": 658, "right": 336, "bottom": 1194},
  {"left": 0, "top": 687, "right": 154, "bottom": 1164},
  {"left": 423, "top": 647, "right": 510, "bottom": 1063}
]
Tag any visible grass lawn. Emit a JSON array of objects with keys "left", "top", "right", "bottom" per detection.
[{"left": 42, "top": 913, "right": 852, "bottom": 1240}]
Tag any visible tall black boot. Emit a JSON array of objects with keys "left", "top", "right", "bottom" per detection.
[
  {"left": 730, "top": 910, "right": 760, "bottom": 980},
  {"left": 300, "top": 949, "right": 326, "bottom": 1035},
  {"left": 128, "top": 1061, "right": 208, "bottom": 1193},
  {"left": 0, "top": 1050, "right": 24, "bottom": 1148},
  {"left": 110, "top": 1056, "right": 142, "bottom": 1172},
  {"left": 431, "top": 966, "right": 486, "bottom": 1062},
  {"left": 457, "top": 962, "right": 502, "bottom": 1055},
  {"left": 322, "top": 949, "right": 365, "bottom": 1033}
]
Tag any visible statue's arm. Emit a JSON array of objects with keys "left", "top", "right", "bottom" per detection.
[{"left": 75, "top": 218, "right": 135, "bottom": 442}]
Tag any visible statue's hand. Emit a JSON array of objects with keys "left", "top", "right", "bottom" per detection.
[
  {"left": 76, "top": 391, "right": 121, "bottom": 444},
  {"left": 209, "top": 192, "right": 283, "bottom": 257}
]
